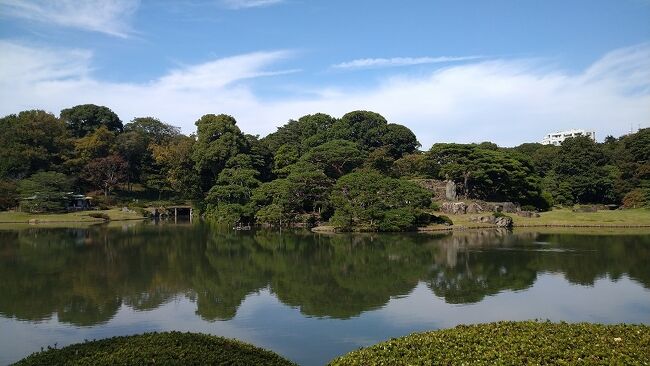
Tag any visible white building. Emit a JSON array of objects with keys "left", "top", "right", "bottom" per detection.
[{"left": 541, "top": 129, "right": 596, "bottom": 146}]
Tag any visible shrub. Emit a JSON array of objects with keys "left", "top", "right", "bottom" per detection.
[
  {"left": 378, "top": 208, "right": 417, "bottom": 232},
  {"left": 15, "top": 332, "right": 296, "bottom": 366},
  {"left": 430, "top": 214, "right": 453, "bottom": 226},
  {"left": 429, "top": 201, "right": 441, "bottom": 211},
  {"left": 623, "top": 188, "right": 650, "bottom": 208},
  {"left": 493, "top": 211, "right": 508, "bottom": 218},
  {"left": 329, "top": 321, "right": 650, "bottom": 365}
]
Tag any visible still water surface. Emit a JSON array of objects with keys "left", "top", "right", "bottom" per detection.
[{"left": 1, "top": 222, "right": 649, "bottom": 365}]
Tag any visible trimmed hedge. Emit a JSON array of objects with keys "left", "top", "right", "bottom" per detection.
[
  {"left": 329, "top": 321, "right": 650, "bottom": 365},
  {"left": 14, "top": 331, "right": 296, "bottom": 366}
]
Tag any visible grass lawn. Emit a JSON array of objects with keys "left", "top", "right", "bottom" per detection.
[
  {"left": 421, "top": 208, "right": 650, "bottom": 231},
  {"left": 514, "top": 208, "right": 650, "bottom": 227},
  {"left": 0, "top": 209, "right": 145, "bottom": 224}
]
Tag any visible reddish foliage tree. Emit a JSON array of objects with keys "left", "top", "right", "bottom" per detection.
[{"left": 85, "top": 155, "right": 128, "bottom": 196}]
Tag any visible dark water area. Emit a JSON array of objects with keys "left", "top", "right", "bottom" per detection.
[{"left": 1, "top": 223, "right": 649, "bottom": 365}]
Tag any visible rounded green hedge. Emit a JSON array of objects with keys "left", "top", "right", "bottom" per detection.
[
  {"left": 329, "top": 321, "right": 650, "bottom": 365},
  {"left": 14, "top": 331, "right": 296, "bottom": 366}
]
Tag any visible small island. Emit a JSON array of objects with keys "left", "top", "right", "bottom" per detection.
[{"left": 1, "top": 107, "right": 648, "bottom": 232}]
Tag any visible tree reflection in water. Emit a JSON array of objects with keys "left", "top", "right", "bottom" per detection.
[{"left": 0, "top": 224, "right": 648, "bottom": 326}]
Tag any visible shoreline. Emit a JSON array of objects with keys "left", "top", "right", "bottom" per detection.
[{"left": 0, "top": 209, "right": 147, "bottom": 224}]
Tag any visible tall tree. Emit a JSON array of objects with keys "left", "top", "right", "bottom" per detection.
[
  {"left": 192, "top": 114, "right": 248, "bottom": 191},
  {"left": 0, "top": 110, "right": 71, "bottom": 179},
  {"left": 550, "top": 136, "right": 615, "bottom": 204},
  {"left": 331, "top": 110, "right": 389, "bottom": 150},
  {"left": 150, "top": 135, "right": 201, "bottom": 199},
  {"left": 60, "top": 104, "right": 123, "bottom": 137},
  {"left": 84, "top": 155, "right": 128, "bottom": 196},
  {"left": 124, "top": 117, "right": 180, "bottom": 145}
]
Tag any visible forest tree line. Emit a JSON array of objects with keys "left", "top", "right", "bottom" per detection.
[{"left": 0, "top": 104, "right": 648, "bottom": 230}]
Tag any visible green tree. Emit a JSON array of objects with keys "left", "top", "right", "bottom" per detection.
[
  {"left": 302, "top": 140, "right": 366, "bottom": 178},
  {"left": 262, "top": 113, "right": 335, "bottom": 153},
  {"left": 273, "top": 143, "right": 300, "bottom": 174},
  {"left": 0, "top": 110, "right": 71, "bottom": 179},
  {"left": 124, "top": 117, "right": 180, "bottom": 144},
  {"left": 18, "top": 171, "right": 72, "bottom": 212},
  {"left": 429, "top": 143, "right": 545, "bottom": 207},
  {"left": 0, "top": 180, "right": 19, "bottom": 210},
  {"left": 331, "top": 110, "right": 389, "bottom": 150},
  {"left": 192, "top": 114, "right": 248, "bottom": 191},
  {"left": 60, "top": 104, "right": 123, "bottom": 137},
  {"left": 330, "top": 170, "right": 432, "bottom": 231},
  {"left": 150, "top": 135, "right": 201, "bottom": 199},
  {"left": 381, "top": 123, "right": 420, "bottom": 158},
  {"left": 74, "top": 125, "right": 116, "bottom": 162},
  {"left": 551, "top": 136, "right": 615, "bottom": 204},
  {"left": 114, "top": 131, "right": 148, "bottom": 191},
  {"left": 391, "top": 153, "right": 439, "bottom": 178}
]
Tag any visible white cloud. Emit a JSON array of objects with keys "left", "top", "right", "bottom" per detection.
[
  {"left": 0, "top": 0, "right": 139, "bottom": 38},
  {"left": 332, "top": 56, "right": 483, "bottom": 70},
  {"left": 0, "top": 41, "right": 648, "bottom": 148},
  {"left": 220, "top": 0, "right": 284, "bottom": 9},
  {"left": 156, "top": 51, "right": 298, "bottom": 90}
]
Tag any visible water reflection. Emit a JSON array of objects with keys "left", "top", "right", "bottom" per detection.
[{"left": 1, "top": 224, "right": 649, "bottom": 327}]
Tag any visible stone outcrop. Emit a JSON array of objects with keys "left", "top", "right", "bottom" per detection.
[
  {"left": 440, "top": 200, "right": 520, "bottom": 215},
  {"left": 494, "top": 216, "right": 514, "bottom": 228},
  {"left": 466, "top": 202, "right": 483, "bottom": 214},
  {"left": 441, "top": 202, "right": 467, "bottom": 215},
  {"left": 445, "top": 180, "right": 457, "bottom": 200},
  {"left": 469, "top": 215, "right": 514, "bottom": 228}
]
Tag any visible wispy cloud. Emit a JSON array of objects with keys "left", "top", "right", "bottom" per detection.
[
  {"left": 220, "top": 0, "right": 284, "bottom": 9},
  {"left": 156, "top": 51, "right": 298, "bottom": 90},
  {"left": 0, "top": 0, "right": 140, "bottom": 38},
  {"left": 0, "top": 41, "right": 648, "bottom": 147},
  {"left": 331, "top": 56, "right": 484, "bottom": 70}
]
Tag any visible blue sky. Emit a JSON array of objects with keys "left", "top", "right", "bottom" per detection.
[{"left": 1, "top": 0, "right": 649, "bottom": 147}]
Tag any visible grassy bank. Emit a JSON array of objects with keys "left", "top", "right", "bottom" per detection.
[
  {"left": 14, "top": 332, "right": 296, "bottom": 366},
  {"left": 0, "top": 209, "right": 145, "bottom": 224},
  {"left": 421, "top": 208, "right": 650, "bottom": 231},
  {"left": 329, "top": 321, "right": 650, "bottom": 365}
]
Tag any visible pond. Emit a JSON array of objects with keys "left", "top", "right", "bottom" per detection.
[{"left": 1, "top": 222, "right": 649, "bottom": 365}]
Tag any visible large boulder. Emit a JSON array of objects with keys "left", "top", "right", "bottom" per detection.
[
  {"left": 494, "top": 216, "right": 514, "bottom": 228},
  {"left": 489, "top": 202, "right": 519, "bottom": 213},
  {"left": 466, "top": 202, "right": 483, "bottom": 214},
  {"left": 469, "top": 214, "right": 513, "bottom": 228},
  {"left": 441, "top": 202, "right": 467, "bottom": 215}
]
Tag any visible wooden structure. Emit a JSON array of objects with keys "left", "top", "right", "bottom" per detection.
[{"left": 167, "top": 205, "right": 193, "bottom": 223}]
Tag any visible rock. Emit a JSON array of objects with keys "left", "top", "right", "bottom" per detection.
[
  {"left": 466, "top": 202, "right": 483, "bottom": 214},
  {"left": 28, "top": 219, "right": 39, "bottom": 224},
  {"left": 469, "top": 215, "right": 513, "bottom": 228},
  {"left": 445, "top": 180, "right": 457, "bottom": 201},
  {"left": 441, "top": 202, "right": 467, "bottom": 215},
  {"left": 121, "top": 207, "right": 130, "bottom": 212},
  {"left": 494, "top": 216, "right": 513, "bottom": 228}
]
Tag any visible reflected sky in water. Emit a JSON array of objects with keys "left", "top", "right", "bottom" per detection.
[{"left": 1, "top": 223, "right": 649, "bottom": 365}]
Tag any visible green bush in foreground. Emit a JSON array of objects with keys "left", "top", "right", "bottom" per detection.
[
  {"left": 329, "top": 321, "right": 650, "bottom": 366},
  {"left": 14, "top": 331, "right": 296, "bottom": 366}
]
